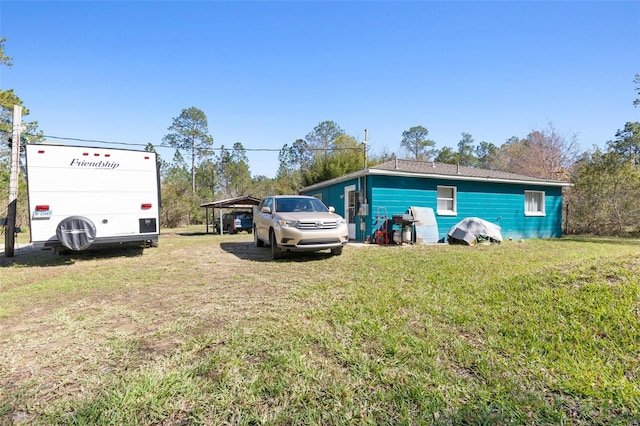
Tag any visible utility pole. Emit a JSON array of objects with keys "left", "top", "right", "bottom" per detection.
[
  {"left": 5, "top": 105, "right": 22, "bottom": 257},
  {"left": 363, "top": 128, "right": 368, "bottom": 169},
  {"left": 360, "top": 128, "right": 369, "bottom": 241}
]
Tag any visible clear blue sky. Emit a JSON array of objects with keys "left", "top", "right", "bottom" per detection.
[{"left": 1, "top": 1, "right": 639, "bottom": 178}]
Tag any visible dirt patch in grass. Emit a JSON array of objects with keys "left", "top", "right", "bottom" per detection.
[{"left": 1, "top": 231, "right": 323, "bottom": 421}]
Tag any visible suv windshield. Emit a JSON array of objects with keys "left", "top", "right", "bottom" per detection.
[{"left": 275, "top": 197, "right": 328, "bottom": 213}]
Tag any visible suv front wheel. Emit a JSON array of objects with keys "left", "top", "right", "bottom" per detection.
[{"left": 270, "top": 230, "right": 283, "bottom": 260}]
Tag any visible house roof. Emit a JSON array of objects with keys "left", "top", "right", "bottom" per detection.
[
  {"left": 373, "top": 159, "right": 570, "bottom": 183},
  {"left": 301, "top": 159, "right": 573, "bottom": 192}
]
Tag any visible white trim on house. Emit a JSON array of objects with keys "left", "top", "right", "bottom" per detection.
[
  {"left": 524, "top": 190, "right": 546, "bottom": 216},
  {"left": 368, "top": 169, "right": 572, "bottom": 187},
  {"left": 301, "top": 167, "right": 573, "bottom": 193},
  {"left": 437, "top": 185, "right": 457, "bottom": 216}
]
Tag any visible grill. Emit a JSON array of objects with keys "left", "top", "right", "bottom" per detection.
[
  {"left": 298, "top": 238, "right": 341, "bottom": 245},
  {"left": 297, "top": 220, "right": 338, "bottom": 230}
]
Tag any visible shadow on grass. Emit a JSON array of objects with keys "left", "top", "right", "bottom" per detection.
[
  {"left": 220, "top": 241, "right": 337, "bottom": 263},
  {"left": 561, "top": 235, "right": 640, "bottom": 246},
  {"left": 0, "top": 244, "right": 145, "bottom": 267}
]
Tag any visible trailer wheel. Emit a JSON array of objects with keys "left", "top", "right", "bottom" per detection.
[{"left": 56, "top": 216, "right": 97, "bottom": 251}]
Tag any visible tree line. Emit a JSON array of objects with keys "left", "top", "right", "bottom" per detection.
[{"left": 2, "top": 37, "right": 640, "bottom": 236}]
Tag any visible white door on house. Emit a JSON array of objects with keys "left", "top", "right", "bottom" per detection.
[{"left": 344, "top": 185, "right": 356, "bottom": 240}]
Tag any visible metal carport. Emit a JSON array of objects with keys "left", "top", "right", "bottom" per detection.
[{"left": 200, "top": 196, "right": 261, "bottom": 234}]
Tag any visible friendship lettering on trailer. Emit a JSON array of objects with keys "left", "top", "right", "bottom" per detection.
[{"left": 69, "top": 158, "right": 120, "bottom": 169}]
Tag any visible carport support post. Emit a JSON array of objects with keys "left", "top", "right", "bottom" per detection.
[{"left": 4, "top": 105, "right": 22, "bottom": 258}]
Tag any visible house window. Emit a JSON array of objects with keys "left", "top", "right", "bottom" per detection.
[
  {"left": 437, "top": 186, "right": 457, "bottom": 215},
  {"left": 525, "top": 190, "right": 545, "bottom": 216}
]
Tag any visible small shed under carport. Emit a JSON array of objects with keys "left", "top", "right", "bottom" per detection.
[{"left": 201, "top": 195, "right": 261, "bottom": 234}]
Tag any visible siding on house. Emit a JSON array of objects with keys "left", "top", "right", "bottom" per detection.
[
  {"left": 300, "top": 159, "right": 571, "bottom": 242},
  {"left": 367, "top": 175, "right": 563, "bottom": 241},
  {"left": 305, "top": 178, "right": 360, "bottom": 215}
]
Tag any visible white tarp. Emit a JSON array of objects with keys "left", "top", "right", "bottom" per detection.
[{"left": 447, "top": 217, "right": 503, "bottom": 245}]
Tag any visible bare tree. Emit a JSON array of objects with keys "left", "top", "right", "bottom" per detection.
[
  {"left": 518, "top": 124, "right": 579, "bottom": 180},
  {"left": 488, "top": 124, "right": 578, "bottom": 180}
]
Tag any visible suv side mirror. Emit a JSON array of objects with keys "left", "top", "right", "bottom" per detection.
[
  {"left": 328, "top": 206, "right": 335, "bottom": 213},
  {"left": 261, "top": 206, "right": 272, "bottom": 214}
]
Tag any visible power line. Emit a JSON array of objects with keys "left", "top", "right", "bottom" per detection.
[
  {"left": 21, "top": 133, "right": 284, "bottom": 151},
  {"left": 39, "top": 134, "right": 152, "bottom": 148},
  {"left": 18, "top": 133, "right": 364, "bottom": 152}
]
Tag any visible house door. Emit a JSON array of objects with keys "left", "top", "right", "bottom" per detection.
[{"left": 344, "top": 185, "right": 356, "bottom": 239}]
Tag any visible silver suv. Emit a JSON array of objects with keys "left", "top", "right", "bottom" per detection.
[{"left": 253, "top": 195, "right": 349, "bottom": 259}]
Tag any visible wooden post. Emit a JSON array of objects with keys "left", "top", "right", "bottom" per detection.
[{"left": 4, "top": 105, "right": 22, "bottom": 257}]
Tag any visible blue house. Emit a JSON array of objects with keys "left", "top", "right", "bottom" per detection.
[{"left": 299, "top": 159, "right": 572, "bottom": 242}]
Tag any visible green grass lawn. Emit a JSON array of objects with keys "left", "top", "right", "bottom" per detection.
[{"left": 1, "top": 232, "right": 639, "bottom": 425}]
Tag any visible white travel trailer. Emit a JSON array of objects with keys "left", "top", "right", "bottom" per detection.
[{"left": 25, "top": 144, "right": 160, "bottom": 252}]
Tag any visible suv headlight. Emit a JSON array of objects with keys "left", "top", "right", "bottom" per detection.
[
  {"left": 336, "top": 218, "right": 347, "bottom": 226},
  {"left": 278, "top": 219, "right": 299, "bottom": 228}
]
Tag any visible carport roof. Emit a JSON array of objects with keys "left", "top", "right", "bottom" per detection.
[{"left": 200, "top": 195, "right": 261, "bottom": 209}]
